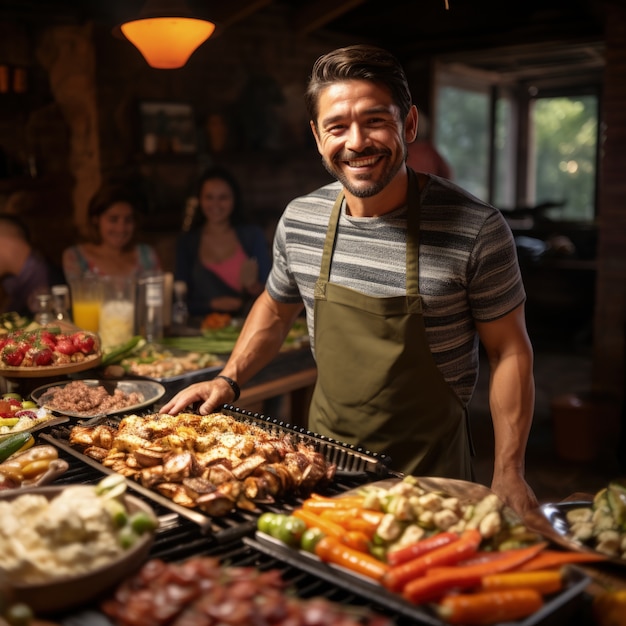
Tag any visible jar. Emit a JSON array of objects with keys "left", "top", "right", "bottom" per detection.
[{"left": 99, "top": 276, "right": 136, "bottom": 350}]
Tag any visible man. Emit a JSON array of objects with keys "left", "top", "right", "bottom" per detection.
[
  {"left": 161, "top": 45, "right": 538, "bottom": 516},
  {"left": 0, "top": 213, "right": 51, "bottom": 316}
]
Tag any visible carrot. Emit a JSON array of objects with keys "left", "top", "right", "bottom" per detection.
[
  {"left": 402, "top": 542, "right": 547, "bottom": 604},
  {"left": 314, "top": 535, "right": 389, "bottom": 582},
  {"left": 427, "top": 542, "right": 548, "bottom": 582},
  {"left": 387, "top": 531, "right": 459, "bottom": 567},
  {"left": 292, "top": 508, "right": 345, "bottom": 538},
  {"left": 518, "top": 549, "right": 608, "bottom": 572},
  {"left": 382, "top": 528, "right": 482, "bottom": 593},
  {"left": 481, "top": 569, "right": 564, "bottom": 595},
  {"left": 436, "top": 589, "right": 544, "bottom": 625},
  {"left": 341, "top": 529, "right": 371, "bottom": 553},
  {"left": 320, "top": 511, "right": 375, "bottom": 537},
  {"left": 303, "top": 494, "right": 366, "bottom": 509}
]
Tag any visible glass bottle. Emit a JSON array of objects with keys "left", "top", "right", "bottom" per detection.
[
  {"left": 51, "top": 284, "right": 72, "bottom": 322},
  {"left": 138, "top": 272, "right": 164, "bottom": 343},
  {"left": 171, "top": 280, "right": 189, "bottom": 330},
  {"left": 34, "top": 292, "right": 54, "bottom": 326}
]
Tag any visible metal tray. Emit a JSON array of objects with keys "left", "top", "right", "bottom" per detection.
[
  {"left": 40, "top": 405, "right": 393, "bottom": 532},
  {"left": 31, "top": 379, "right": 166, "bottom": 418},
  {"left": 245, "top": 532, "right": 591, "bottom": 626}
]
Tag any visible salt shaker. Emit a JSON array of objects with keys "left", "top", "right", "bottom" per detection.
[{"left": 34, "top": 293, "right": 54, "bottom": 326}]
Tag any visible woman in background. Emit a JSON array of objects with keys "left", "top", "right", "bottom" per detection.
[
  {"left": 175, "top": 167, "right": 271, "bottom": 318},
  {"left": 62, "top": 183, "right": 160, "bottom": 280}
]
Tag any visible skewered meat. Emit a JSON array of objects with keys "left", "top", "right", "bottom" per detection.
[{"left": 68, "top": 411, "right": 336, "bottom": 516}]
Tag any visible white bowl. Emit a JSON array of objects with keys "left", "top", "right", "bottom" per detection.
[{"left": 0, "top": 485, "right": 156, "bottom": 614}]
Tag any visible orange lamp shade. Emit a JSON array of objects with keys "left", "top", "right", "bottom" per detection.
[{"left": 120, "top": 17, "right": 215, "bottom": 69}]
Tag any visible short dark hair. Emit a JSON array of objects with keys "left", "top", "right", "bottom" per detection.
[{"left": 304, "top": 44, "right": 413, "bottom": 127}]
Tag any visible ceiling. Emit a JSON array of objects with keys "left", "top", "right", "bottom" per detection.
[{"left": 0, "top": 0, "right": 610, "bottom": 80}]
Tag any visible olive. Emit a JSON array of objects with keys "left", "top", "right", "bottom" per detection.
[
  {"left": 129, "top": 510, "right": 158, "bottom": 534},
  {"left": 275, "top": 516, "right": 307, "bottom": 547},
  {"left": 257, "top": 512, "right": 278, "bottom": 535},
  {"left": 20, "top": 400, "right": 37, "bottom": 410},
  {"left": 300, "top": 527, "right": 325, "bottom": 553}
]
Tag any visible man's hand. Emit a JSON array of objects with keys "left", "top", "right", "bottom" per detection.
[
  {"left": 491, "top": 470, "right": 539, "bottom": 518},
  {"left": 159, "top": 377, "right": 236, "bottom": 416}
]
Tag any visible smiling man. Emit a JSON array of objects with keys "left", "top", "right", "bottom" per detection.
[{"left": 161, "top": 45, "right": 538, "bottom": 517}]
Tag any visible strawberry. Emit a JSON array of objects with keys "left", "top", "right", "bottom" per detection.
[
  {"left": 31, "top": 347, "right": 54, "bottom": 366},
  {"left": 71, "top": 331, "right": 96, "bottom": 354},
  {"left": 55, "top": 338, "right": 76, "bottom": 355},
  {"left": 1, "top": 344, "right": 26, "bottom": 366},
  {"left": 38, "top": 330, "right": 58, "bottom": 350}
]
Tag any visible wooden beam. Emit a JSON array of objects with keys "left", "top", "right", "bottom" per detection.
[
  {"left": 292, "top": 0, "right": 367, "bottom": 35},
  {"left": 212, "top": 0, "right": 274, "bottom": 28}
]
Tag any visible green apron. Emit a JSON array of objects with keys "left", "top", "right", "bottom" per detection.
[{"left": 309, "top": 170, "right": 474, "bottom": 478}]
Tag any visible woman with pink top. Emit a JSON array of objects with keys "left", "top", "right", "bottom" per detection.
[{"left": 174, "top": 167, "right": 271, "bottom": 319}]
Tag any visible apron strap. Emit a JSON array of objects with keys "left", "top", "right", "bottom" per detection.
[{"left": 315, "top": 169, "right": 422, "bottom": 299}]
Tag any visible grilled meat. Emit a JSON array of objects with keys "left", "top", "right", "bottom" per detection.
[{"left": 68, "top": 411, "right": 336, "bottom": 516}]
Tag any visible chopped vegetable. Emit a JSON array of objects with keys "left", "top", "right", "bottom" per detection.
[
  {"left": 480, "top": 569, "right": 564, "bottom": 595},
  {"left": 314, "top": 535, "right": 390, "bottom": 582},
  {"left": 382, "top": 528, "right": 482, "bottom": 592},
  {"left": 436, "top": 588, "right": 544, "bottom": 625}
]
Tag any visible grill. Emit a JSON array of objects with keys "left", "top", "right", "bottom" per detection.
[{"left": 40, "top": 407, "right": 587, "bottom": 626}]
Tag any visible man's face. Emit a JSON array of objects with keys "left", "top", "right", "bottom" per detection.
[{"left": 311, "top": 79, "right": 414, "bottom": 198}]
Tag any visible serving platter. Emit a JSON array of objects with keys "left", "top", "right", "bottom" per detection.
[
  {"left": 525, "top": 500, "right": 626, "bottom": 568},
  {"left": 245, "top": 476, "right": 591, "bottom": 626},
  {"left": 31, "top": 378, "right": 166, "bottom": 418},
  {"left": 0, "top": 352, "right": 102, "bottom": 378}
]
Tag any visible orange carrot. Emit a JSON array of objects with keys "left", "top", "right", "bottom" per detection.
[
  {"left": 437, "top": 589, "right": 544, "bottom": 625},
  {"left": 402, "top": 542, "right": 547, "bottom": 604},
  {"left": 292, "top": 507, "right": 345, "bottom": 538},
  {"left": 481, "top": 569, "right": 564, "bottom": 595},
  {"left": 341, "top": 529, "right": 371, "bottom": 553},
  {"left": 314, "top": 535, "right": 389, "bottom": 582},
  {"left": 320, "top": 507, "right": 384, "bottom": 536},
  {"left": 383, "top": 529, "right": 482, "bottom": 593},
  {"left": 387, "top": 531, "right": 459, "bottom": 567},
  {"left": 302, "top": 496, "right": 367, "bottom": 511},
  {"left": 518, "top": 549, "right": 608, "bottom": 572}
]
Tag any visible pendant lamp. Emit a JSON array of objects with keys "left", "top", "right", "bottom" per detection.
[{"left": 115, "top": 0, "right": 216, "bottom": 69}]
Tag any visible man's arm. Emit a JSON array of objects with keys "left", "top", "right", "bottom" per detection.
[
  {"left": 159, "top": 291, "right": 304, "bottom": 415},
  {"left": 475, "top": 303, "right": 539, "bottom": 516}
]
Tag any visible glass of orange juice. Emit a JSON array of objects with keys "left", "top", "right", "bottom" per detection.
[{"left": 69, "top": 276, "right": 103, "bottom": 333}]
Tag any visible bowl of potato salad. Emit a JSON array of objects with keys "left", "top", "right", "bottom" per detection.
[{"left": 0, "top": 475, "right": 158, "bottom": 613}]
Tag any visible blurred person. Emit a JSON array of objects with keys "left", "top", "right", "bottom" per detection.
[
  {"left": 175, "top": 167, "right": 271, "bottom": 318},
  {"left": 0, "top": 213, "right": 51, "bottom": 315},
  {"left": 162, "top": 45, "right": 537, "bottom": 516},
  {"left": 62, "top": 183, "right": 160, "bottom": 281},
  {"left": 406, "top": 113, "right": 453, "bottom": 179}
]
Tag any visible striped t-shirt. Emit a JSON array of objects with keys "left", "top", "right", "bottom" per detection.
[{"left": 266, "top": 174, "right": 525, "bottom": 405}]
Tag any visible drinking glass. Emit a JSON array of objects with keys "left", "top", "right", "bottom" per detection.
[{"left": 69, "top": 276, "right": 103, "bottom": 333}]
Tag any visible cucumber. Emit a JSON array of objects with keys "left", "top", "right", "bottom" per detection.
[
  {"left": 0, "top": 431, "right": 33, "bottom": 463},
  {"left": 101, "top": 336, "right": 145, "bottom": 366}
]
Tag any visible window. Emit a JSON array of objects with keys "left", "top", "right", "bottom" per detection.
[{"left": 433, "top": 59, "right": 601, "bottom": 222}]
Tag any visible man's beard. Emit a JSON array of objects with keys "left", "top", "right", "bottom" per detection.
[{"left": 321, "top": 147, "right": 407, "bottom": 198}]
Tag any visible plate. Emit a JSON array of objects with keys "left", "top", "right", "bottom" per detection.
[
  {"left": 0, "top": 485, "right": 156, "bottom": 614},
  {"left": 525, "top": 500, "right": 626, "bottom": 567},
  {"left": 0, "top": 352, "right": 102, "bottom": 378},
  {"left": 30, "top": 379, "right": 166, "bottom": 417}
]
